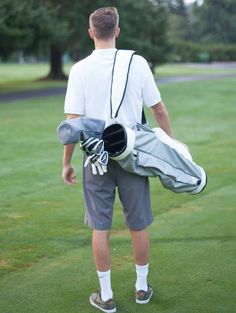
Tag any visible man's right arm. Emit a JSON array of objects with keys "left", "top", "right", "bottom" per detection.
[
  {"left": 151, "top": 101, "right": 189, "bottom": 150},
  {"left": 62, "top": 114, "right": 80, "bottom": 185}
]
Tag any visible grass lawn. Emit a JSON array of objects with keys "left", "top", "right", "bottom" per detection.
[
  {"left": 0, "top": 63, "right": 72, "bottom": 93},
  {"left": 155, "top": 63, "right": 236, "bottom": 77},
  {"left": 0, "top": 78, "right": 236, "bottom": 313},
  {"left": 1, "top": 62, "right": 236, "bottom": 93}
]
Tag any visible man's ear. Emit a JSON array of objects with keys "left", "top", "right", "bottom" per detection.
[
  {"left": 115, "top": 27, "right": 120, "bottom": 38},
  {"left": 88, "top": 28, "right": 94, "bottom": 39}
]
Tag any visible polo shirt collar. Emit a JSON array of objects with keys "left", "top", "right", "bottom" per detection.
[{"left": 92, "top": 48, "right": 117, "bottom": 55}]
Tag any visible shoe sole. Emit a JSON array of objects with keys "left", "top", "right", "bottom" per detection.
[
  {"left": 136, "top": 289, "right": 153, "bottom": 304},
  {"left": 90, "top": 296, "right": 116, "bottom": 313}
]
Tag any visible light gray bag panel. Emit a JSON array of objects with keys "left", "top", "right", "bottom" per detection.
[
  {"left": 57, "top": 117, "right": 106, "bottom": 145},
  {"left": 117, "top": 123, "right": 207, "bottom": 194}
]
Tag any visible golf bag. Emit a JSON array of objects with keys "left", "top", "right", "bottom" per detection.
[{"left": 102, "top": 122, "right": 207, "bottom": 194}]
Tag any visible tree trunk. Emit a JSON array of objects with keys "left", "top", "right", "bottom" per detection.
[{"left": 46, "top": 44, "right": 67, "bottom": 80}]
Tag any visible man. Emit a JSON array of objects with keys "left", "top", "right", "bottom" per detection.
[{"left": 62, "top": 7, "right": 174, "bottom": 313}]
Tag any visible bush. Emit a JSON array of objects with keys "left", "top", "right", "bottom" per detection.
[{"left": 169, "top": 41, "right": 236, "bottom": 63}]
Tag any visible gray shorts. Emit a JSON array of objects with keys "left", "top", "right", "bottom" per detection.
[{"left": 83, "top": 159, "right": 153, "bottom": 230}]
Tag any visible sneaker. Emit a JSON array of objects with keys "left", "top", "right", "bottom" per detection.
[
  {"left": 90, "top": 292, "right": 116, "bottom": 313},
  {"left": 135, "top": 284, "right": 153, "bottom": 304}
]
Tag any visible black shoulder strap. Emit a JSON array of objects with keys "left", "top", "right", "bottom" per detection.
[
  {"left": 110, "top": 50, "right": 135, "bottom": 119},
  {"left": 110, "top": 49, "right": 147, "bottom": 124},
  {"left": 141, "top": 110, "right": 147, "bottom": 124}
]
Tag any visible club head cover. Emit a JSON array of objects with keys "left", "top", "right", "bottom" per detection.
[{"left": 57, "top": 117, "right": 106, "bottom": 145}]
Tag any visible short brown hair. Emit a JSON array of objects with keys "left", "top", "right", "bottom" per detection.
[{"left": 89, "top": 7, "right": 119, "bottom": 40}]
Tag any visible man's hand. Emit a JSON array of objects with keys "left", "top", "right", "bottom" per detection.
[{"left": 62, "top": 164, "right": 77, "bottom": 185}]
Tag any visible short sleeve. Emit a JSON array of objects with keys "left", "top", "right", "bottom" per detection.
[
  {"left": 64, "top": 65, "right": 85, "bottom": 115},
  {"left": 142, "top": 60, "right": 161, "bottom": 107}
]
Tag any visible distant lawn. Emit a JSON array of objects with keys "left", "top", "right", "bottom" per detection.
[
  {"left": 155, "top": 63, "right": 236, "bottom": 77},
  {"left": 0, "top": 79, "right": 67, "bottom": 94},
  {"left": 0, "top": 63, "right": 72, "bottom": 93},
  {"left": 1, "top": 61, "right": 236, "bottom": 93},
  {"left": 0, "top": 62, "right": 72, "bottom": 83},
  {"left": 0, "top": 78, "right": 235, "bottom": 313}
]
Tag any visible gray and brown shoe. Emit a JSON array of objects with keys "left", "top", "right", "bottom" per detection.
[
  {"left": 135, "top": 284, "right": 153, "bottom": 304},
  {"left": 90, "top": 292, "right": 116, "bottom": 313}
]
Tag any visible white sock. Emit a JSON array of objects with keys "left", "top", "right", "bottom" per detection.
[
  {"left": 135, "top": 263, "right": 149, "bottom": 292},
  {"left": 97, "top": 269, "right": 113, "bottom": 302}
]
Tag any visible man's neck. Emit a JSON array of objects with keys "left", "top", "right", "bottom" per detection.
[{"left": 94, "top": 38, "right": 116, "bottom": 49}]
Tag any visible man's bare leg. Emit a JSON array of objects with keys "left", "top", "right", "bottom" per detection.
[
  {"left": 130, "top": 228, "right": 150, "bottom": 265},
  {"left": 92, "top": 230, "right": 110, "bottom": 271},
  {"left": 130, "top": 228, "right": 150, "bottom": 292},
  {"left": 92, "top": 230, "right": 113, "bottom": 301}
]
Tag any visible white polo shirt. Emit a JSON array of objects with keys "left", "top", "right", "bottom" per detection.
[{"left": 64, "top": 48, "right": 161, "bottom": 127}]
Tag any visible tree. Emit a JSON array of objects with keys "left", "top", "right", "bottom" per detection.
[
  {"left": 0, "top": 0, "right": 70, "bottom": 79},
  {"left": 165, "top": 0, "right": 192, "bottom": 41},
  {"left": 46, "top": 0, "right": 170, "bottom": 73},
  {"left": 66, "top": 0, "right": 169, "bottom": 67},
  {"left": 110, "top": 0, "right": 169, "bottom": 68},
  {"left": 167, "top": 0, "right": 236, "bottom": 62},
  {"left": 0, "top": 0, "right": 68, "bottom": 61},
  {"left": 0, "top": 0, "right": 170, "bottom": 77},
  {"left": 38, "top": 0, "right": 73, "bottom": 79},
  {"left": 191, "top": 0, "right": 236, "bottom": 44}
]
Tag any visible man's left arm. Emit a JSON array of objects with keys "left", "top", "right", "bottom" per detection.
[{"left": 151, "top": 101, "right": 174, "bottom": 138}]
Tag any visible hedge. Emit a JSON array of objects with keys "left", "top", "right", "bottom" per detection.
[{"left": 169, "top": 41, "right": 236, "bottom": 63}]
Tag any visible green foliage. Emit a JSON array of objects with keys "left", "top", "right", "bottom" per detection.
[
  {"left": 170, "top": 40, "right": 236, "bottom": 62},
  {"left": 166, "top": 0, "right": 236, "bottom": 62},
  {"left": 0, "top": 0, "right": 69, "bottom": 59},
  {"left": 191, "top": 0, "right": 236, "bottom": 44},
  {"left": 165, "top": 0, "right": 191, "bottom": 42},
  {"left": 116, "top": 0, "right": 169, "bottom": 67},
  {"left": 0, "top": 0, "right": 170, "bottom": 68},
  {"left": 2, "top": 0, "right": 236, "bottom": 67},
  {"left": 68, "top": 0, "right": 170, "bottom": 67}
]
